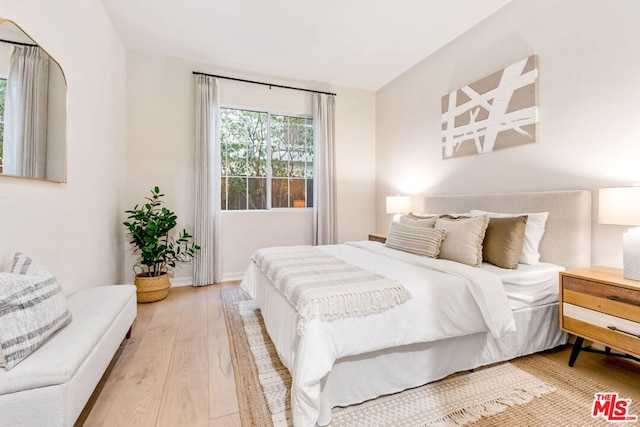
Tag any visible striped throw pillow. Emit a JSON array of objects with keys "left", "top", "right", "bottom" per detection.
[
  {"left": 385, "top": 222, "right": 447, "bottom": 258},
  {"left": 0, "top": 253, "right": 72, "bottom": 370}
]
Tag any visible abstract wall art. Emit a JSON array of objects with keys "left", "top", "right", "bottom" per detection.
[{"left": 441, "top": 55, "right": 538, "bottom": 159}]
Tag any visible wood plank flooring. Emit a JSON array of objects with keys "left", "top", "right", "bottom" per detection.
[
  {"left": 79, "top": 283, "right": 640, "bottom": 426},
  {"left": 79, "top": 284, "right": 241, "bottom": 427}
]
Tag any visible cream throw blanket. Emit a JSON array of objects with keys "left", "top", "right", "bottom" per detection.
[{"left": 252, "top": 246, "right": 412, "bottom": 334}]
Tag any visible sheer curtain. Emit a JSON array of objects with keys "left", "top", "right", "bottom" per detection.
[
  {"left": 193, "top": 75, "right": 222, "bottom": 286},
  {"left": 4, "top": 46, "right": 49, "bottom": 179},
  {"left": 312, "top": 93, "right": 337, "bottom": 245}
]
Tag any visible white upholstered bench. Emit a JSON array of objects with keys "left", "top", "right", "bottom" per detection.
[{"left": 0, "top": 285, "right": 137, "bottom": 426}]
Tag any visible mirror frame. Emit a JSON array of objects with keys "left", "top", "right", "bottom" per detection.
[{"left": 0, "top": 18, "right": 68, "bottom": 183}]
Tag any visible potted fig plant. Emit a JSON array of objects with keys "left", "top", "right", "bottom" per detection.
[{"left": 123, "top": 186, "right": 200, "bottom": 303}]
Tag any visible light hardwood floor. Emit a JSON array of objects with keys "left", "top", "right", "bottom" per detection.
[
  {"left": 79, "top": 283, "right": 241, "bottom": 427},
  {"left": 79, "top": 283, "right": 640, "bottom": 426}
]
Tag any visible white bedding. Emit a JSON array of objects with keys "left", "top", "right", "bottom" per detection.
[
  {"left": 323, "top": 302, "right": 567, "bottom": 423},
  {"left": 481, "top": 261, "right": 565, "bottom": 309},
  {"left": 241, "top": 241, "right": 517, "bottom": 427}
]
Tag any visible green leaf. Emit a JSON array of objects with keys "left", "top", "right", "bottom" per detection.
[{"left": 124, "top": 186, "right": 200, "bottom": 275}]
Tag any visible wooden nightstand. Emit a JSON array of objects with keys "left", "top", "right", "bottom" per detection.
[
  {"left": 559, "top": 266, "right": 640, "bottom": 367},
  {"left": 368, "top": 233, "right": 387, "bottom": 243}
]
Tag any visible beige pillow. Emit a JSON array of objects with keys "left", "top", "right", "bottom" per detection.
[
  {"left": 398, "top": 214, "right": 437, "bottom": 228},
  {"left": 407, "top": 212, "right": 436, "bottom": 219},
  {"left": 385, "top": 222, "right": 446, "bottom": 258},
  {"left": 435, "top": 215, "right": 489, "bottom": 267},
  {"left": 469, "top": 210, "right": 548, "bottom": 265},
  {"left": 483, "top": 216, "right": 528, "bottom": 269}
]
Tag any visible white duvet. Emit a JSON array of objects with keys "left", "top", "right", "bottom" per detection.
[{"left": 241, "top": 241, "right": 516, "bottom": 427}]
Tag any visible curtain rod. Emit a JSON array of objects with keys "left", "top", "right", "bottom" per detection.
[
  {"left": 192, "top": 71, "right": 336, "bottom": 96},
  {"left": 0, "top": 38, "right": 37, "bottom": 47}
]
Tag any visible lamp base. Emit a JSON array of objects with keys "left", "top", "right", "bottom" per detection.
[{"left": 623, "top": 228, "right": 640, "bottom": 281}]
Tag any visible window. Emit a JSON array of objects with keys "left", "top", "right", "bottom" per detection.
[
  {"left": 0, "top": 78, "right": 6, "bottom": 171},
  {"left": 220, "top": 107, "right": 313, "bottom": 210}
]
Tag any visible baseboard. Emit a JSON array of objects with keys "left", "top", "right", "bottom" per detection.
[
  {"left": 222, "top": 272, "right": 245, "bottom": 282},
  {"left": 120, "top": 276, "right": 192, "bottom": 288},
  {"left": 169, "top": 277, "right": 192, "bottom": 288},
  {"left": 123, "top": 275, "right": 242, "bottom": 287}
]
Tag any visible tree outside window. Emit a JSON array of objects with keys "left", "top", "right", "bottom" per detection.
[{"left": 220, "top": 108, "right": 313, "bottom": 210}]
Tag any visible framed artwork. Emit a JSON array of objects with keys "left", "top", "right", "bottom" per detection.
[{"left": 441, "top": 55, "right": 538, "bottom": 159}]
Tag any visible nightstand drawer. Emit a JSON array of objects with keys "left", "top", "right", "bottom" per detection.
[
  {"left": 368, "top": 233, "right": 387, "bottom": 244},
  {"left": 563, "top": 303, "right": 640, "bottom": 357},
  {"left": 560, "top": 267, "right": 640, "bottom": 366},
  {"left": 562, "top": 276, "right": 640, "bottom": 323}
]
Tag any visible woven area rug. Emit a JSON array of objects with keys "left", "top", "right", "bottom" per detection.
[{"left": 221, "top": 286, "right": 638, "bottom": 426}]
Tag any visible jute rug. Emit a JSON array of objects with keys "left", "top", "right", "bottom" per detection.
[{"left": 221, "top": 286, "right": 639, "bottom": 426}]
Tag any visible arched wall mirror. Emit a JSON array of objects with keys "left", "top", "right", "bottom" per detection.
[{"left": 0, "top": 19, "right": 66, "bottom": 183}]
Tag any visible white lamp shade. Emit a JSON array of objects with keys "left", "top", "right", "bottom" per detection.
[
  {"left": 600, "top": 187, "right": 640, "bottom": 280},
  {"left": 599, "top": 187, "right": 640, "bottom": 226},
  {"left": 386, "top": 196, "right": 412, "bottom": 214}
]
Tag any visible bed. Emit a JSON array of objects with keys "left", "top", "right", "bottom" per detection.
[{"left": 241, "top": 190, "right": 592, "bottom": 426}]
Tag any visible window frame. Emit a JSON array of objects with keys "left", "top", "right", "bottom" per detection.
[{"left": 219, "top": 105, "right": 314, "bottom": 212}]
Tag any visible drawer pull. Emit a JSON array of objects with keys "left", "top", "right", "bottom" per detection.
[
  {"left": 607, "top": 295, "right": 640, "bottom": 307},
  {"left": 607, "top": 325, "right": 640, "bottom": 339}
]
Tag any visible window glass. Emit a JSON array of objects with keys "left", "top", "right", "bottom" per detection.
[{"left": 220, "top": 107, "right": 313, "bottom": 210}]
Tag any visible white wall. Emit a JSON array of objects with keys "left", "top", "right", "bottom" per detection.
[
  {"left": 0, "top": 0, "right": 127, "bottom": 295},
  {"left": 376, "top": 0, "right": 640, "bottom": 268},
  {"left": 125, "top": 51, "right": 376, "bottom": 282}
]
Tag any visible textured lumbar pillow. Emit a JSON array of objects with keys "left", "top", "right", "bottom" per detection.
[
  {"left": 0, "top": 252, "right": 72, "bottom": 370},
  {"left": 385, "top": 222, "right": 447, "bottom": 258}
]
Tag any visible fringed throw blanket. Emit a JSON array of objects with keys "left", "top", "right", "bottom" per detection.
[{"left": 252, "top": 246, "right": 412, "bottom": 335}]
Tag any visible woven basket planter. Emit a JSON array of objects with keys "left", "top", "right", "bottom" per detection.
[{"left": 134, "top": 273, "right": 170, "bottom": 303}]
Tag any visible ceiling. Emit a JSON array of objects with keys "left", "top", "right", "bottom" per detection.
[{"left": 100, "top": 0, "right": 511, "bottom": 91}]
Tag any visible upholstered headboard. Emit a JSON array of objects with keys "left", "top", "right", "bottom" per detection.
[{"left": 421, "top": 190, "right": 592, "bottom": 269}]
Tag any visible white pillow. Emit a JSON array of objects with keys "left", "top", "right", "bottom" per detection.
[
  {"left": 469, "top": 210, "right": 549, "bottom": 265},
  {"left": 0, "top": 252, "right": 72, "bottom": 370}
]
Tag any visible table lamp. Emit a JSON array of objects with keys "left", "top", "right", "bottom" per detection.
[
  {"left": 386, "top": 195, "right": 412, "bottom": 222},
  {"left": 599, "top": 186, "right": 640, "bottom": 280}
]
